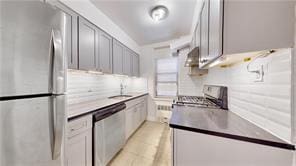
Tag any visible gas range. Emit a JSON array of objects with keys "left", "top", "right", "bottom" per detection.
[
  {"left": 175, "top": 96, "right": 220, "bottom": 108},
  {"left": 173, "top": 85, "right": 228, "bottom": 110}
]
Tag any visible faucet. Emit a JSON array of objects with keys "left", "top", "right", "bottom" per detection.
[{"left": 120, "top": 83, "right": 126, "bottom": 95}]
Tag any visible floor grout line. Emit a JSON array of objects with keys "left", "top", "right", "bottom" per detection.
[
  {"left": 109, "top": 121, "right": 171, "bottom": 166},
  {"left": 152, "top": 123, "right": 171, "bottom": 166}
]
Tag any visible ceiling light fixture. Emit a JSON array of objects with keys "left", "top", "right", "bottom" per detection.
[{"left": 150, "top": 5, "right": 169, "bottom": 22}]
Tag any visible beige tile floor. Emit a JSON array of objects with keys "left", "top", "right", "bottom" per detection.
[{"left": 109, "top": 121, "right": 172, "bottom": 166}]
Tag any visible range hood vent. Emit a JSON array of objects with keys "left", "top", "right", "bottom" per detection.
[
  {"left": 184, "top": 47, "right": 208, "bottom": 76},
  {"left": 188, "top": 66, "right": 208, "bottom": 76},
  {"left": 185, "top": 47, "right": 199, "bottom": 67}
]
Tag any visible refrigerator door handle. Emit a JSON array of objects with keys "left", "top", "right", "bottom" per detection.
[
  {"left": 50, "top": 95, "right": 66, "bottom": 160},
  {"left": 50, "top": 29, "right": 65, "bottom": 95}
]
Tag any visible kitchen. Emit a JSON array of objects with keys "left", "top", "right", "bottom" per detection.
[{"left": 0, "top": 0, "right": 296, "bottom": 166}]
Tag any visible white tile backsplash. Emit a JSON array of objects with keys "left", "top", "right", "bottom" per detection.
[
  {"left": 202, "top": 48, "right": 292, "bottom": 142},
  {"left": 67, "top": 70, "right": 148, "bottom": 105}
]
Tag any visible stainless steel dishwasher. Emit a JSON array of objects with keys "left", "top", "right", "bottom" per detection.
[{"left": 93, "top": 103, "right": 126, "bottom": 166}]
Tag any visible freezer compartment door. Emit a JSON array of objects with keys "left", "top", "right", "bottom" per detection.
[
  {"left": 0, "top": 0, "right": 66, "bottom": 97},
  {"left": 0, "top": 95, "right": 66, "bottom": 166}
]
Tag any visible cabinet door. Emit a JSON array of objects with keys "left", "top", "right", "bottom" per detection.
[
  {"left": 199, "top": 0, "right": 209, "bottom": 68},
  {"left": 208, "top": 0, "right": 223, "bottom": 63},
  {"left": 125, "top": 108, "right": 134, "bottom": 140},
  {"left": 55, "top": 3, "right": 78, "bottom": 69},
  {"left": 143, "top": 99, "right": 147, "bottom": 122},
  {"left": 189, "top": 37, "right": 194, "bottom": 51},
  {"left": 132, "top": 53, "right": 139, "bottom": 77},
  {"left": 223, "top": 1, "right": 294, "bottom": 54},
  {"left": 112, "top": 39, "right": 124, "bottom": 74},
  {"left": 99, "top": 30, "right": 113, "bottom": 73},
  {"left": 67, "top": 129, "right": 92, "bottom": 166},
  {"left": 78, "top": 17, "right": 98, "bottom": 71},
  {"left": 192, "top": 29, "right": 196, "bottom": 49},
  {"left": 123, "top": 48, "right": 132, "bottom": 76},
  {"left": 195, "top": 23, "right": 201, "bottom": 47},
  {"left": 135, "top": 54, "right": 140, "bottom": 77},
  {"left": 134, "top": 106, "right": 142, "bottom": 129},
  {"left": 139, "top": 102, "right": 146, "bottom": 123}
]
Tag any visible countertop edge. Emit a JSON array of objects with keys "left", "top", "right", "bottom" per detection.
[
  {"left": 169, "top": 123, "right": 295, "bottom": 151},
  {"left": 120, "top": 93, "right": 149, "bottom": 103},
  {"left": 68, "top": 93, "right": 149, "bottom": 121}
]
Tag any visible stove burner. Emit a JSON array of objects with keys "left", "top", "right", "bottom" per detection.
[
  {"left": 174, "top": 85, "right": 228, "bottom": 110},
  {"left": 175, "top": 95, "right": 220, "bottom": 108}
]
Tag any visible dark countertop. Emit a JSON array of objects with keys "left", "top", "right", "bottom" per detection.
[{"left": 169, "top": 105, "right": 295, "bottom": 150}]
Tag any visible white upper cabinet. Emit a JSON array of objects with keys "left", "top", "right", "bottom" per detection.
[
  {"left": 48, "top": 1, "right": 79, "bottom": 70},
  {"left": 132, "top": 53, "right": 140, "bottom": 77},
  {"left": 123, "top": 48, "right": 132, "bottom": 76},
  {"left": 208, "top": 0, "right": 223, "bottom": 64},
  {"left": 195, "top": 22, "right": 201, "bottom": 48},
  {"left": 112, "top": 39, "right": 124, "bottom": 75},
  {"left": 99, "top": 30, "right": 113, "bottom": 73},
  {"left": 223, "top": 1, "right": 294, "bottom": 55},
  {"left": 52, "top": 2, "right": 140, "bottom": 76},
  {"left": 199, "top": 0, "right": 209, "bottom": 66},
  {"left": 198, "top": 0, "right": 294, "bottom": 68},
  {"left": 78, "top": 17, "right": 99, "bottom": 71}
]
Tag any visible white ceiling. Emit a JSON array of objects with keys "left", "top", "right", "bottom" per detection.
[{"left": 90, "top": 0, "right": 197, "bottom": 46}]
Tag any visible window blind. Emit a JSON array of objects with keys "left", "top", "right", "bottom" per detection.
[{"left": 156, "top": 57, "right": 178, "bottom": 97}]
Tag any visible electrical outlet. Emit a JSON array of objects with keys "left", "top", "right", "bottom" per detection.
[{"left": 254, "top": 65, "right": 264, "bottom": 82}]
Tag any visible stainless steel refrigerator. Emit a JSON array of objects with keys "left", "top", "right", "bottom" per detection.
[{"left": 0, "top": 1, "right": 67, "bottom": 166}]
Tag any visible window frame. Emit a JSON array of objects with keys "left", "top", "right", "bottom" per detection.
[{"left": 154, "top": 57, "right": 179, "bottom": 98}]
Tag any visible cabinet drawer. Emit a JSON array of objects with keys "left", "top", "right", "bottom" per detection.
[
  {"left": 125, "top": 96, "right": 147, "bottom": 109},
  {"left": 68, "top": 115, "right": 92, "bottom": 138}
]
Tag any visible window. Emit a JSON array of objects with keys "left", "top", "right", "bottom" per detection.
[{"left": 155, "top": 57, "right": 178, "bottom": 97}]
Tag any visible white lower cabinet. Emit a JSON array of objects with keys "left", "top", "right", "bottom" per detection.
[
  {"left": 66, "top": 95, "right": 148, "bottom": 166},
  {"left": 66, "top": 115, "right": 92, "bottom": 166},
  {"left": 140, "top": 102, "right": 147, "bottom": 123},
  {"left": 133, "top": 106, "right": 142, "bottom": 129},
  {"left": 125, "top": 107, "right": 135, "bottom": 139},
  {"left": 125, "top": 95, "right": 148, "bottom": 140},
  {"left": 173, "top": 129, "right": 294, "bottom": 166}
]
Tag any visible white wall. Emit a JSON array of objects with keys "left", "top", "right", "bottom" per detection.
[
  {"left": 202, "top": 48, "right": 293, "bottom": 142},
  {"left": 59, "top": 0, "right": 140, "bottom": 53},
  {"left": 67, "top": 70, "right": 147, "bottom": 105}
]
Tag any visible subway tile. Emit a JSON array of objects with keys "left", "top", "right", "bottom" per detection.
[
  {"left": 204, "top": 48, "right": 292, "bottom": 142},
  {"left": 67, "top": 71, "right": 147, "bottom": 105}
]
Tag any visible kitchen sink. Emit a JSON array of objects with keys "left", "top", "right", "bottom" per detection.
[{"left": 108, "top": 95, "right": 133, "bottom": 100}]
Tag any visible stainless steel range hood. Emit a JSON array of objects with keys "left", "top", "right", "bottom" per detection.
[
  {"left": 185, "top": 47, "right": 199, "bottom": 67},
  {"left": 185, "top": 47, "right": 208, "bottom": 76}
]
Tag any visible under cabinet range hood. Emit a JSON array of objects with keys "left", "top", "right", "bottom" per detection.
[
  {"left": 184, "top": 47, "right": 208, "bottom": 76},
  {"left": 188, "top": 66, "right": 208, "bottom": 76},
  {"left": 185, "top": 47, "right": 199, "bottom": 67}
]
